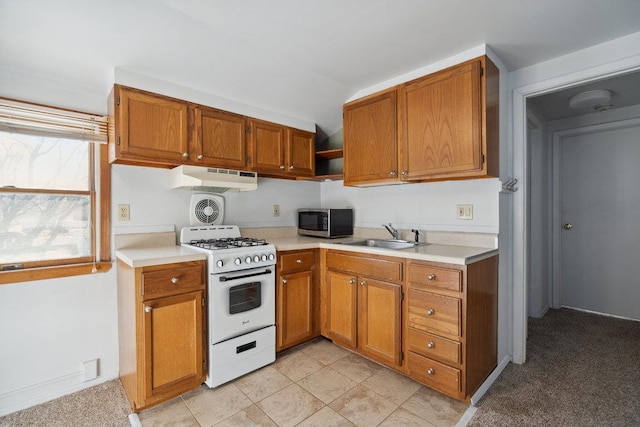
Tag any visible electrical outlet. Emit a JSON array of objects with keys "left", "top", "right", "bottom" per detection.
[
  {"left": 118, "top": 204, "right": 130, "bottom": 221},
  {"left": 273, "top": 204, "right": 280, "bottom": 217},
  {"left": 456, "top": 204, "right": 473, "bottom": 220}
]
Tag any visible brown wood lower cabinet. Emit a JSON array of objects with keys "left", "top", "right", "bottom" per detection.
[
  {"left": 276, "top": 250, "right": 320, "bottom": 351},
  {"left": 324, "top": 251, "right": 403, "bottom": 369},
  {"left": 117, "top": 260, "right": 206, "bottom": 412},
  {"left": 405, "top": 255, "right": 498, "bottom": 402}
]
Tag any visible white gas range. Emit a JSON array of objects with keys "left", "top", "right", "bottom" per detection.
[{"left": 180, "top": 225, "right": 276, "bottom": 388}]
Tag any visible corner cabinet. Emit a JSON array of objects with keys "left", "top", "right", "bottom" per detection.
[
  {"left": 343, "top": 55, "right": 499, "bottom": 186},
  {"left": 276, "top": 250, "right": 319, "bottom": 351},
  {"left": 247, "top": 118, "right": 315, "bottom": 178},
  {"left": 325, "top": 251, "right": 404, "bottom": 368},
  {"left": 117, "top": 260, "right": 206, "bottom": 412}
]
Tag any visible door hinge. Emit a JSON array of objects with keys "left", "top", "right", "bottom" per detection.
[
  {"left": 116, "top": 95, "right": 120, "bottom": 106},
  {"left": 202, "top": 298, "right": 205, "bottom": 306},
  {"left": 116, "top": 136, "right": 121, "bottom": 146},
  {"left": 400, "top": 350, "right": 404, "bottom": 362},
  {"left": 480, "top": 67, "right": 484, "bottom": 77},
  {"left": 481, "top": 154, "right": 485, "bottom": 164},
  {"left": 401, "top": 289, "right": 405, "bottom": 301}
]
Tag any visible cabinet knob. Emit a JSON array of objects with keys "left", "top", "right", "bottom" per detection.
[
  {"left": 427, "top": 368, "right": 434, "bottom": 376},
  {"left": 360, "top": 280, "right": 366, "bottom": 286},
  {"left": 296, "top": 259, "right": 302, "bottom": 263},
  {"left": 280, "top": 165, "right": 285, "bottom": 169},
  {"left": 289, "top": 165, "right": 294, "bottom": 170},
  {"left": 282, "top": 278, "right": 287, "bottom": 284},
  {"left": 401, "top": 170, "right": 408, "bottom": 176},
  {"left": 427, "top": 308, "right": 435, "bottom": 316},
  {"left": 428, "top": 274, "right": 436, "bottom": 281},
  {"left": 389, "top": 170, "right": 397, "bottom": 176},
  {"left": 197, "top": 154, "right": 203, "bottom": 160},
  {"left": 349, "top": 278, "right": 356, "bottom": 285},
  {"left": 182, "top": 152, "right": 189, "bottom": 158},
  {"left": 427, "top": 341, "right": 435, "bottom": 349},
  {"left": 171, "top": 277, "right": 179, "bottom": 284},
  {"left": 144, "top": 306, "right": 152, "bottom": 313}
]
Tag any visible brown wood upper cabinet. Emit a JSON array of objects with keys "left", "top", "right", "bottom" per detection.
[
  {"left": 190, "top": 105, "right": 246, "bottom": 169},
  {"left": 109, "top": 85, "right": 189, "bottom": 166},
  {"left": 247, "top": 118, "right": 315, "bottom": 178},
  {"left": 343, "top": 56, "right": 499, "bottom": 186}
]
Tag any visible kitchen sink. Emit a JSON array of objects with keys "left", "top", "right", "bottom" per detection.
[{"left": 340, "top": 239, "right": 417, "bottom": 250}]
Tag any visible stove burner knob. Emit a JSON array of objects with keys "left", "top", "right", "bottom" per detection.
[
  {"left": 216, "top": 260, "right": 224, "bottom": 268},
  {"left": 245, "top": 256, "right": 252, "bottom": 264},
  {"left": 261, "top": 254, "right": 268, "bottom": 261},
  {"left": 268, "top": 253, "right": 275, "bottom": 261},
  {"left": 253, "top": 255, "right": 260, "bottom": 263},
  {"left": 234, "top": 257, "right": 242, "bottom": 265}
]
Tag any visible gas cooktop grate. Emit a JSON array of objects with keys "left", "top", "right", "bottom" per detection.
[{"left": 188, "top": 237, "right": 268, "bottom": 250}]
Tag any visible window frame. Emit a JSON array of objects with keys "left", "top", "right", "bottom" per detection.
[{"left": 0, "top": 100, "right": 112, "bottom": 285}]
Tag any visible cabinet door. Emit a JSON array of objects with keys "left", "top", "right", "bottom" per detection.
[
  {"left": 248, "top": 119, "right": 285, "bottom": 174},
  {"left": 143, "top": 291, "right": 204, "bottom": 402},
  {"left": 327, "top": 270, "right": 357, "bottom": 348},
  {"left": 192, "top": 106, "right": 246, "bottom": 169},
  {"left": 343, "top": 89, "right": 399, "bottom": 185},
  {"left": 286, "top": 128, "right": 315, "bottom": 177},
  {"left": 400, "top": 60, "right": 482, "bottom": 180},
  {"left": 277, "top": 271, "right": 314, "bottom": 350},
  {"left": 358, "top": 278, "right": 403, "bottom": 366},
  {"left": 116, "top": 86, "right": 189, "bottom": 164}
]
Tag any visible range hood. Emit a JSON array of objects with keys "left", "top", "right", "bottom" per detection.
[{"left": 170, "top": 165, "right": 258, "bottom": 193}]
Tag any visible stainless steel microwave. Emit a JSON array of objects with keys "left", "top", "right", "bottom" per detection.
[{"left": 297, "top": 208, "right": 353, "bottom": 238}]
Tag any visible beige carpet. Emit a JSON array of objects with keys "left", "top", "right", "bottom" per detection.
[
  {"left": 0, "top": 379, "right": 131, "bottom": 427},
  {"left": 469, "top": 308, "right": 640, "bottom": 427}
]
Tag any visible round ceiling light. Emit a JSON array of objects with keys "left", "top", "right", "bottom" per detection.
[{"left": 569, "top": 89, "right": 612, "bottom": 110}]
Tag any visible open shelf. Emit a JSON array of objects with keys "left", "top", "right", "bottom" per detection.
[{"left": 316, "top": 148, "right": 343, "bottom": 160}]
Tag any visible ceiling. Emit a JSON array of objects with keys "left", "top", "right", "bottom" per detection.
[
  {"left": 1, "top": 0, "right": 640, "bottom": 136},
  {"left": 528, "top": 70, "right": 640, "bottom": 121}
]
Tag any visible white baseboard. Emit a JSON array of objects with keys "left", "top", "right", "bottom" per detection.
[
  {"left": 562, "top": 305, "right": 640, "bottom": 322},
  {"left": 456, "top": 405, "right": 478, "bottom": 427},
  {"left": 470, "top": 355, "right": 511, "bottom": 406},
  {"left": 0, "top": 370, "right": 119, "bottom": 417}
]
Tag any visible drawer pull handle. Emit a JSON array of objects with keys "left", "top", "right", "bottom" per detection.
[
  {"left": 427, "top": 309, "right": 435, "bottom": 316},
  {"left": 171, "top": 277, "right": 179, "bottom": 284},
  {"left": 428, "top": 274, "right": 436, "bottom": 281},
  {"left": 427, "top": 341, "right": 435, "bottom": 349},
  {"left": 144, "top": 306, "right": 152, "bottom": 313},
  {"left": 282, "top": 278, "right": 288, "bottom": 284},
  {"left": 427, "top": 368, "right": 434, "bottom": 376},
  {"left": 296, "top": 259, "right": 302, "bottom": 263}
]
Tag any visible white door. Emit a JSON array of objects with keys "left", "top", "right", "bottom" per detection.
[{"left": 560, "top": 124, "right": 640, "bottom": 320}]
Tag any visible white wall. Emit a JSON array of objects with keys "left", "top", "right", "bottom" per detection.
[
  {"left": 526, "top": 106, "right": 551, "bottom": 318},
  {"left": 321, "top": 179, "right": 500, "bottom": 234}
]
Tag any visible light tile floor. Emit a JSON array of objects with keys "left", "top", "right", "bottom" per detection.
[{"left": 138, "top": 338, "right": 468, "bottom": 427}]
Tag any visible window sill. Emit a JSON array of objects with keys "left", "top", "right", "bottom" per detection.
[{"left": 0, "top": 261, "right": 113, "bottom": 285}]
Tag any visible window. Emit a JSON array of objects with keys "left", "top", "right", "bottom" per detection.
[{"left": 0, "top": 99, "right": 111, "bottom": 284}]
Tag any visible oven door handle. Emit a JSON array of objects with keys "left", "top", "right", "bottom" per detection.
[{"left": 218, "top": 269, "right": 272, "bottom": 282}]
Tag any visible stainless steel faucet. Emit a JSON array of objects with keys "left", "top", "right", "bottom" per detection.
[{"left": 382, "top": 223, "right": 399, "bottom": 240}]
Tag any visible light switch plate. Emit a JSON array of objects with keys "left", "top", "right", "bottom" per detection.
[{"left": 456, "top": 204, "right": 473, "bottom": 220}]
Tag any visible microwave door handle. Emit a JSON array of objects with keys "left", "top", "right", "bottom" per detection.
[{"left": 218, "top": 269, "right": 272, "bottom": 282}]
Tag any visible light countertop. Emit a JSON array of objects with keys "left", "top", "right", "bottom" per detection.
[
  {"left": 116, "top": 245, "right": 206, "bottom": 268},
  {"left": 267, "top": 235, "right": 497, "bottom": 265},
  {"left": 115, "top": 235, "right": 497, "bottom": 268}
]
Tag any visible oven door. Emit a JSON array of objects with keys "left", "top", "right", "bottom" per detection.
[{"left": 208, "top": 266, "right": 275, "bottom": 343}]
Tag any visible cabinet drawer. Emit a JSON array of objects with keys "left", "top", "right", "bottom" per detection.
[
  {"left": 408, "top": 328, "right": 461, "bottom": 365},
  {"left": 279, "top": 251, "right": 315, "bottom": 273},
  {"left": 408, "top": 263, "right": 462, "bottom": 292},
  {"left": 142, "top": 262, "right": 205, "bottom": 300},
  {"left": 326, "top": 252, "right": 402, "bottom": 283},
  {"left": 408, "top": 351, "right": 461, "bottom": 397},
  {"left": 407, "top": 289, "right": 461, "bottom": 338}
]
